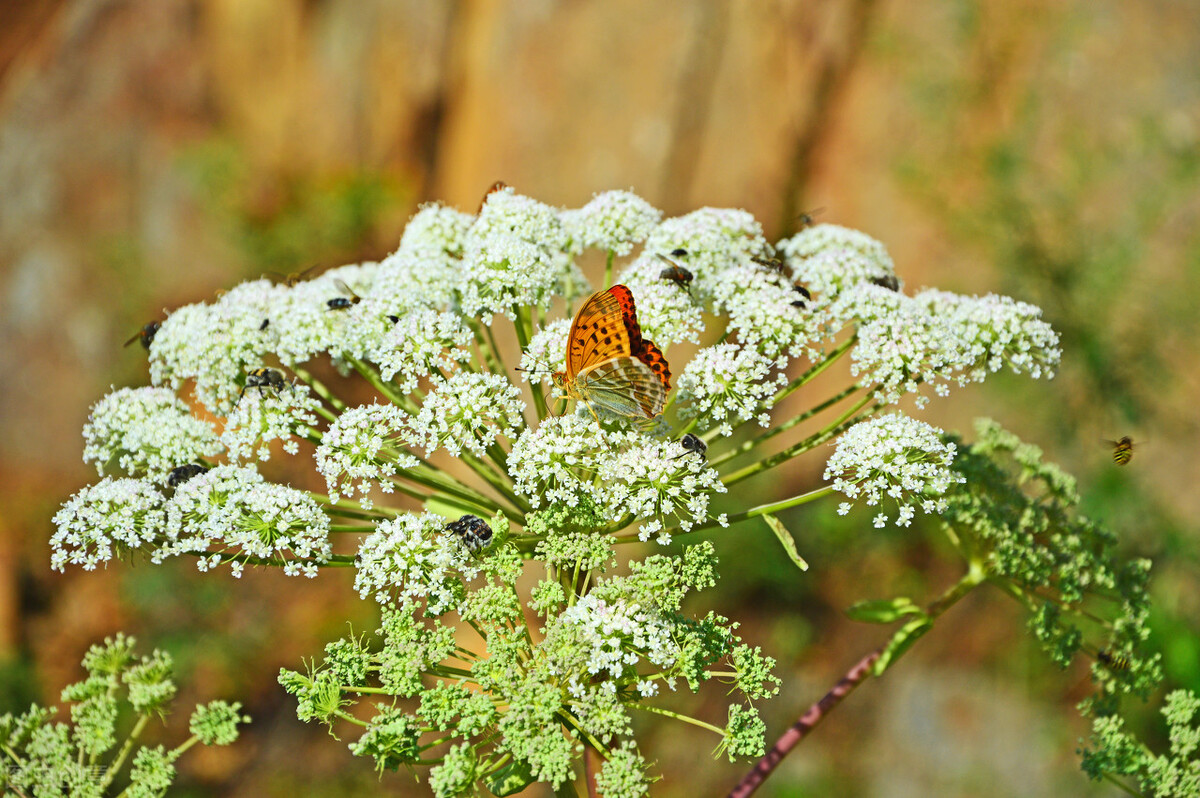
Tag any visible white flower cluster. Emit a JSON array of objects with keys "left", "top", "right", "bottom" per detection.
[
  {"left": 777, "top": 223, "right": 898, "bottom": 300},
  {"left": 411, "top": 373, "right": 526, "bottom": 459},
  {"left": 676, "top": 344, "right": 788, "bottom": 436},
  {"left": 221, "top": 380, "right": 322, "bottom": 462},
  {"left": 561, "top": 190, "right": 661, "bottom": 256},
  {"left": 554, "top": 595, "right": 678, "bottom": 683},
  {"left": 519, "top": 318, "right": 572, "bottom": 388},
  {"left": 315, "top": 403, "right": 422, "bottom": 505},
  {"left": 51, "top": 478, "right": 165, "bottom": 571},
  {"left": 832, "top": 283, "right": 1061, "bottom": 406},
  {"left": 459, "top": 188, "right": 574, "bottom": 319},
  {"left": 617, "top": 257, "right": 705, "bottom": 348},
  {"left": 372, "top": 310, "right": 474, "bottom": 392},
  {"left": 353, "top": 512, "right": 479, "bottom": 614},
  {"left": 708, "top": 264, "right": 817, "bottom": 359},
  {"left": 82, "top": 387, "right": 221, "bottom": 481},
  {"left": 160, "top": 465, "right": 331, "bottom": 577},
  {"left": 596, "top": 438, "right": 727, "bottom": 544},
  {"left": 823, "top": 414, "right": 965, "bottom": 527},
  {"left": 508, "top": 416, "right": 636, "bottom": 514},
  {"left": 642, "top": 207, "right": 769, "bottom": 301}
]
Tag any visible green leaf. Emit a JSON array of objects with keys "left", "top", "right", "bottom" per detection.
[
  {"left": 845, "top": 598, "right": 926, "bottom": 624},
  {"left": 873, "top": 617, "right": 934, "bottom": 676},
  {"left": 488, "top": 758, "right": 536, "bottom": 796},
  {"left": 763, "top": 514, "right": 809, "bottom": 571}
]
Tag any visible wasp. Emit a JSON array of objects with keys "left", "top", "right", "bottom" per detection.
[
  {"left": 239, "top": 367, "right": 289, "bottom": 401},
  {"left": 870, "top": 274, "right": 900, "bottom": 292},
  {"left": 1104, "top": 437, "right": 1135, "bottom": 466},
  {"left": 655, "top": 254, "right": 694, "bottom": 293},
  {"left": 675, "top": 433, "right": 708, "bottom": 461},
  {"left": 791, "top": 283, "right": 812, "bottom": 309},
  {"left": 1098, "top": 649, "right": 1130, "bottom": 671},
  {"left": 446, "top": 514, "right": 494, "bottom": 553},
  {"left": 167, "top": 463, "right": 209, "bottom": 488},
  {"left": 326, "top": 278, "right": 362, "bottom": 310},
  {"left": 124, "top": 321, "right": 161, "bottom": 350}
]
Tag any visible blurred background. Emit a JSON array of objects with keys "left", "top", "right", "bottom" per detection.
[{"left": 2, "top": 1, "right": 1199, "bottom": 795}]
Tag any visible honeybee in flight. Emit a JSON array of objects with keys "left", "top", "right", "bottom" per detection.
[
  {"left": 326, "top": 279, "right": 362, "bottom": 310},
  {"left": 655, "top": 254, "right": 693, "bottom": 293},
  {"left": 124, "top": 321, "right": 161, "bottom": 350},
  {"left": 1104, "top": 436, "right": 1135, "bottom": 466}
]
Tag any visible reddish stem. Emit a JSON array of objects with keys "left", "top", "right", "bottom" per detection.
[
  {"left": 584, "top": 743, "right": 599, "bottom": 798},
  {"left": 727, "top": 647, "right": 882, "bottom": 798}
]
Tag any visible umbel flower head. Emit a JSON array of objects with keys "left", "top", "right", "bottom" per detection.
[{"left": 55, "top": 186, "right": 1062, "bottom": 795}]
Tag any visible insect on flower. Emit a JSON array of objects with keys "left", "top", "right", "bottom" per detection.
[
  {"left": 871, "top": 274, "right": 901, "bottom": 292},
  {"left": 477, "top": 180, "right": 509, "bottom": 213},
  {"left": 675, "top": 433, "right": 708, "bottom": 460},
  {"left": 655, "top": 254, "right": 694, "bottom": 293},
  {"left": 791, "top": 283, "right": 812, "bottom": 309},
  {"left": 445, "top": 514, "right": 493, "bottom": 552},
  {"left": 670, "top": 247, "right": 689, "bottom": 257},
  {"left": 326, "top": 279, "right": 362, "bottom": 311},
  {"left": 1104, "top": 436, "right": 1135, "bottom": 466},
  {"left": 167, "top": 463, "right": 209, "bottom": 488},
  {"left": 1098, "top": 649, "right": 1130, "bottom": 671},
  {"left": 238, "top": 367, "right": 289, "bottom": 401},
  {"left": 550, "top": 285, "right": 671, "bottom": 420},
  {"left": 123, "top": 321, "right": 161, "bottom": 350}
]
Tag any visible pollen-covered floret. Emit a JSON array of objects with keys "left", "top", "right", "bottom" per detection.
[
  {"left": 561, "top": 190, "right": 662, "bottom": 256},
  {"left": 676, "top": 343, "right": 788, "bottom": 436},
  {"left": 315, "top": 403, "right": 422, "bottom": 505},
  {"left": 354, "top": 512, "right": 479, "bottom": 614},
  {"left": 823, "top": 413, "right": 964, "bottom": 527},
  {"left": 83, "top": 387, "right": 222, "bottom": 482},
  {"left": 51, "top": 478, "right": 165, "bottom": 572}
]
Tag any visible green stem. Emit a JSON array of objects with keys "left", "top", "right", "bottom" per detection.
[
  {"left": 469, "top": 320, "right": 505, "bottom": 375},
  {"left": 1100, "top": 773, "right": 1145, "bottom": 798},
  {"left": 603, "top": 250, "right": 615, "bottom": 287},
  {"left": 292, "top": 365, "right": 347, "bottom": 412},
  {"left": 771, "top": 334, "right": 857, "bottom": 407},
  {"left": 513, "top": 304, "right": 549, "bottom": 421},
  {"left": 721, "top": 390, "right": 876, "bottom": 487},
  {"left": 709, "top": 384, "right": 862, "bottom": 468},
  {"left": 98, "top": 714, "right": 151, "bottom": 791},
  {"left": 615, "top": 486, "right": 835, "bottom": 543},
  {"left": 631, "top": 704, "right": 724, "bottom": 735}
]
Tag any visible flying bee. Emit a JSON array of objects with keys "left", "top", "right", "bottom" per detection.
[
  {"left": 167, "top": 463, "right": 208, "bottom": 488},
  {"left": 239, "top": 367, "right": 289, "bottom": 401},
  {"left": 870, "top": 274, "right": 901, "bottom": 292},
  {"left": 1098, "top": 649, "right": 1130, "bottom": 671},
  {"left": 477, "top": 180, "right": 509, "bottom": 213},
  {"left": 445, "top": 514, "right": 494, "bottom": 553},
  {"left": 796, "top": 207, "right": 826, "bottom": 228},
  {"left": 655, "top": 254, "right": 694, "bottom": 293},
  {"left": 326, "top": 279, "right": 362, "bottom": 311},
  {"left": 266, "top": 263, "right": 322, "bottom": 287},
  {"left": 1104, "top": 436, "right": 1135, "bottom": 466},
  {"left": 791, "top": 283, "right": 812, "bottom": 309},
  {"left": 673, "top": 433, "right": 708, "bottom": 461},
  {"left": 124, "top": 321, "right": 161, "bottom": 350}
]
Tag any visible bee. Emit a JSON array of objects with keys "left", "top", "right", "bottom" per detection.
[
  {"left": 167, "top": 463, "right": 208, "bottom": 488},
  {"left": 266, "top": 263, "right": 322, "bottom": 287},
  {"left": 1098, "top": 649, "right": 1130, "bottom": 671},
  {"left": 326, "top": 279, "right": 362, "bottom": 311},
  {"left": 675, "top": 433, "right": 708, "bottom": 460},
  {"left": 870, "top": 274, "right": 901, "bottom": 292},
  {"left": 239, "top": 367, "right": 289, "bottom": 401},
  {"left": 655, "top": 254, "right": 694, "bottom": 293},
  {"left": 796, "top": 207, "right": 826, "bottom": 228},
  {"left": 478, "top": 181, "right": 509, "bottom": 213},
  {"left": 1104, "top": 436, "right": 1135, "bottom": 466},
  {"left": 791, "top": 283, "right": 812, "bottom": 309},
  {"left": 123, "top": 321, "right": 161, "bottom": 350},
  {"left": 446, "top": 514, "right": 494, "bottom": 552}
]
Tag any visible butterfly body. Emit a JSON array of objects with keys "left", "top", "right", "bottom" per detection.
[{"left": 551, "top": 285, "right": 670, "bottom": 420}]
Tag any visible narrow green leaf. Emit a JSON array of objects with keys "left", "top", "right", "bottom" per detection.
[
  {"left": 488, "top": 758, "right": 536, "bottom": 796},
  {"left": 873, "top": 617, "right": 934, "bottom": 676},
  {"left": 845, "top": 597, "right": 926, "bottom": 624},
  {"left": 763, "top": 514, "right": 809, "bottom": 571}
]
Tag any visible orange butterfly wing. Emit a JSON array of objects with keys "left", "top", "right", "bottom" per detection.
[
  {"left": 565, "top": 288, "right": 634, "bottom": 380},
  {"left": 607, "top": 284, "right": 672, "bottom": 393}
]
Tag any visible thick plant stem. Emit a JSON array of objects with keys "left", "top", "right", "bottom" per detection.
[
  {"left": 727, "top": 649, "right": 882, "bottom": 798},
  {"left": 98, "top": 714, "right": 150, "bottom": 791}
]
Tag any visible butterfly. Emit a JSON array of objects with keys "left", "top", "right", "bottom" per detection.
[{"left": 551, "top": 285, "right": 671, "bottom": 420}]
